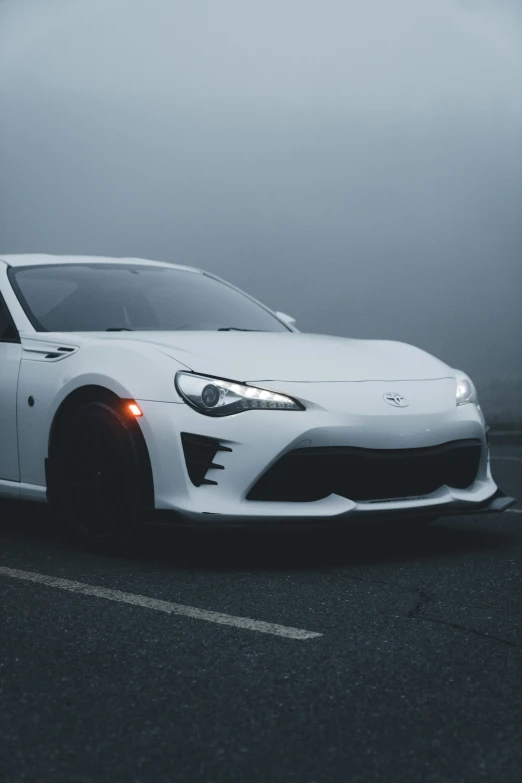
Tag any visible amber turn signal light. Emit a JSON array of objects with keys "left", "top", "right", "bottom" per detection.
[{"left": 127, "top": 402, "right": 143, "bottom": 417}]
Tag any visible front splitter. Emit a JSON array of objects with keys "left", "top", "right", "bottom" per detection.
[{"left": 144, "top": 488, "right": 516, "bottom": 530}]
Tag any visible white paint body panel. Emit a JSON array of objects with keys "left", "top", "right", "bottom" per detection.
[
  {"left": 0, "top": 254, "right": 497, "bottom": 522},
  {"left": 76, "top": 330, "right": 453, "bottom": 383}
]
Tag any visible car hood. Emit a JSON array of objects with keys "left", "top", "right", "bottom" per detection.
[{"left": 84, "top": 331, "right": 453, "bottom": 382}]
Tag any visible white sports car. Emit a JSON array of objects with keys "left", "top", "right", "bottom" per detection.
[{"left": 0, "top": 254, "right": 514, "bottom": 548}]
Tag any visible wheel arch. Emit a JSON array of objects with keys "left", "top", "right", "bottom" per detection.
[
  {"left": 47, "top": 384, "right": 155, "bottom": 509},
  {"left": 48, "top": 384, "right": 119, "bottom": 452}
]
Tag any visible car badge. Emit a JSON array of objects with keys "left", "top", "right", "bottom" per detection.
[{"left": 383, "top": 392, "right": 409, "bottom": 408}]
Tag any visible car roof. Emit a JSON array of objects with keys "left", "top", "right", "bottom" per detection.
[{"left": 0, "top": 254, "right": 202, "bottom": 273}]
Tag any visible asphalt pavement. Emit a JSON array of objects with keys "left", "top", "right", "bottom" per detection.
[{"left": 1, "top": 442, "right": 521, "bottom": 783}]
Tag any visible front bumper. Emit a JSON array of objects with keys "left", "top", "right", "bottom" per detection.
[{"left": 135, "top": 378, "right": 515, "bottom": 524}]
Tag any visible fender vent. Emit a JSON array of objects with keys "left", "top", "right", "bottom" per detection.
[
  {"left": 23, "top": 342, "right": 79, "bottom": 362},
  {"left": 181, "top": 433, "right": 232, "bottom": 487},
  {"left": 45, "top": 346, "right": 76, "bottom": 359}
]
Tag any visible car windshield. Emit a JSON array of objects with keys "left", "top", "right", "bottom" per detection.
[{"left": 8, "top": 263, "right": 290, "bottom": 333}]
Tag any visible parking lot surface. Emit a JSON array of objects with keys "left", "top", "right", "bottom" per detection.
[{"left": 1, "top": 442, "right": 521, "bottom": 783}]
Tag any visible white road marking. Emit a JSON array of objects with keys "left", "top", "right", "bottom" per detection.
[
  {"left": 507, "top": 508, "right": 522, "bottom": 514},
  {"left": 491, "top": 456, "right": 522, "bottom": 462},
  {"left": 0, "top": 566, "right": 322, "bottom": 641}
]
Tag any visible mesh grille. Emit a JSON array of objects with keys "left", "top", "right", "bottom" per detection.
[{"left": 247, "top": 439, "right": 482, "bottom": 502}]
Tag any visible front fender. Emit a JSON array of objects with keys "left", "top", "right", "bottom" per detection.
[{"left": 16, "top": 339, "right": 186, "bottom": 487}]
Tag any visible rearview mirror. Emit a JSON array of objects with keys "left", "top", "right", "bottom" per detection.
[{"left": 275, "top": 311, "right": 297, "bottom": 326}]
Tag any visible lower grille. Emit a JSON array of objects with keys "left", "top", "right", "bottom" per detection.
[
  {"left": 181, "top": 433, "right": 232, "bottom": 487},
  {"left": 247, "top": 439, "right": 482, "bottom": 502}
]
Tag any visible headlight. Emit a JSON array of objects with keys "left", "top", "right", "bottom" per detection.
[
  {"left": 175, "top": 372, "right": 304, "bottom": 416},
  {"left": 456, "top": 375, "right": 477, "bottom": 406}
]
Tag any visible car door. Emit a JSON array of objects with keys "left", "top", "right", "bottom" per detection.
[{"left": 0, "top": 291, "right": 21, "bottom": 481}]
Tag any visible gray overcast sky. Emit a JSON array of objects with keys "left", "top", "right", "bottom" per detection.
[{"left": 0, "top": 0, "right": 521, "bottom": 385}]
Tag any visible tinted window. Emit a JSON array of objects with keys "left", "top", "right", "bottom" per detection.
[
  {"left": 8, "top": 264, "right": 289, "bottom": 333},
  {"left": 0, "top": 294, "right": 19, "bottom": 342}
]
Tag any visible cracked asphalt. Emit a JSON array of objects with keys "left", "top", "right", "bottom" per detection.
[{"left": 1, "top": 441, "right": 521, "bottom": 783}]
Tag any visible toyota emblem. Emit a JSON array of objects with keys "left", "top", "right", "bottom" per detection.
[{"left": 383, "top": 392, "right": 409, "bottom": 408}]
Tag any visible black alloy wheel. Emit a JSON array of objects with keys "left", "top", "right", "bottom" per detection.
[{"left": 48, "top": 401, "right": 152, "bottom": 550}]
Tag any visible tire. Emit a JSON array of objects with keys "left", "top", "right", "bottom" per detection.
[{"left": 47, "top": 400, "right": 152, "bottom": 551}]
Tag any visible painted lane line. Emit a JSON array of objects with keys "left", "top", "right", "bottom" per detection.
[
  {"left": 0, "top": 566, "right": 322, "bottom": 641},
  {"left": 507, "top": 508, "right": 522, "bottom": 514},
  {"left": 491, "top": 456, "right": 522, "bottom": 462}
]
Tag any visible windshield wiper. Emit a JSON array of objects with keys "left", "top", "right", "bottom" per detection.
[{"left": 105, "top": 326, "right": 263, "bottom": 332}]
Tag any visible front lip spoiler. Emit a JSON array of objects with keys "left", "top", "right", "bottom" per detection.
[
  {"left": 370, "top": 488, "right": 516, "bottom": 520},
  {"left": 435, "top": 488, "right": 517, "bottom": 517},
  {"left": 146, "top": 489, "right": 517, "bottom": 529}
]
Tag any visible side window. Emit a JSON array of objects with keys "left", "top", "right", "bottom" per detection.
[{"left": 0, "top": 293, "right": 20, "bottom": 343}]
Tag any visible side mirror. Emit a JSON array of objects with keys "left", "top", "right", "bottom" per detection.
[{"left": 275, "top": 311, "right": 297, "bottom": 326}]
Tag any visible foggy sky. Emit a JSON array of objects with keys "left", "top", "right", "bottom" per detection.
[{"left": 1, "top": 0, "right": 521, "bottom": 385}]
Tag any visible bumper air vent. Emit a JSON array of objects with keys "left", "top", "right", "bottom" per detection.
[
  {"left": 247, "top": 439, "right": 482, "bottom": 503},
  {"left": 181, "top": 433, "right": 232, "bottom": 487}
]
